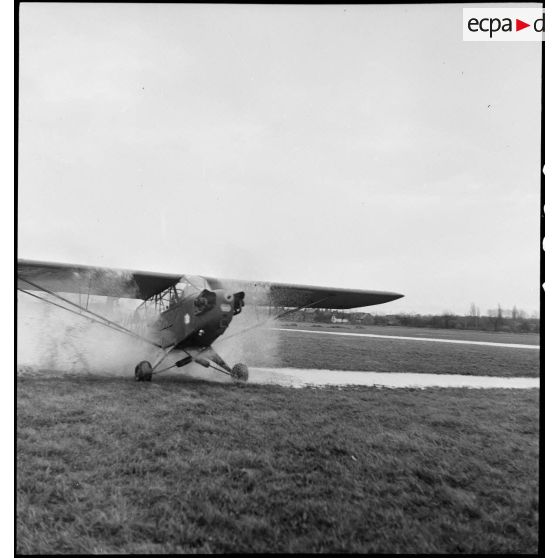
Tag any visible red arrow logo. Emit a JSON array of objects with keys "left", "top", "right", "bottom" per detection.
[{"left": 516, "top": 19, "right": 530, "bottom": 31}]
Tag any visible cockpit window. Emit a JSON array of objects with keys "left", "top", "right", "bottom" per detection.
[
  {"left": 175, "top": 276, "right": 210, "bottom": 298},
  {"left": 175, "top": 282, "right": 188, "bottom": 296}
]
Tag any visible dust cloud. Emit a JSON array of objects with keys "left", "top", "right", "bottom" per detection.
[
  {"left": 210, "top": 303, "right": 280, "bottom": 369},
  {"left": 17, "top": 292, "right": 155, "bottom": 377}
]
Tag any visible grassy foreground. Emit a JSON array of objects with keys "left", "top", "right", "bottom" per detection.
[{"left": 17, "top": 376, "right": 538, "bottom": 553}]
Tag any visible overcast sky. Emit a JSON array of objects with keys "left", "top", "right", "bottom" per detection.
[{"left": 19, "top": 3, "right": 542, "bottom": 315}]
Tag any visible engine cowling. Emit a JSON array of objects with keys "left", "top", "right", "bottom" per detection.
[{"left": 233, "top": 291, "right": 245, "bottom": 315}]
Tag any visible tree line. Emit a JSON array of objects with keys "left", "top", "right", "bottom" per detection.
[{"left": 279, "top": 304, "right": 539, "bottom": 333}]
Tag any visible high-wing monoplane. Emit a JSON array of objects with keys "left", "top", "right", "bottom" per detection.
[{"left": 17, "top": 259, "right": 403, "bottom": 382}]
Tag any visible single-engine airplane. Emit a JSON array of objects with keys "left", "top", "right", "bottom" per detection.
[{"left": 17, "top": 259, "right": 403, "bottom": 382}]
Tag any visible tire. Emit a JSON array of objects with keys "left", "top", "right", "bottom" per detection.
[
  {"left": 231, "top": 363, "right": 249, "bottom": 382},
  {"left": 135, "top": 360, "right": 153, "bottom": 382}
]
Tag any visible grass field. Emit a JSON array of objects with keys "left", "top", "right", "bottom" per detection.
[
  {"left": 17, "top": 376, "right": 539, "bottom": 554},
  {"left": 280, "top": 323, "right": 540, "bottom": 346},
  {"left": 236, "top": 327, "right": 540, "bottom": 377}
]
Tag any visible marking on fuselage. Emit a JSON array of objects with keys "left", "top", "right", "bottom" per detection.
[{"left": 271, "top": 328, "right": 539, "bottom": 349}]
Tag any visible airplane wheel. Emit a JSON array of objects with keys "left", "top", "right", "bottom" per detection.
[
  {"left": 231, "top": 363, "right": 249, "bottom": 382},
  {"left": 135, "top": 361, "right": 153, "bottom": 382}
]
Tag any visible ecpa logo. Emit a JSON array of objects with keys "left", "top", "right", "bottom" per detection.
[{"left": 463, "top": 8, "right": 544, "bottom": 41}]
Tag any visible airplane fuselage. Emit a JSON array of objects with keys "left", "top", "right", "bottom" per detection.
[{"left": 137, "top": 288, "right": 243, "bottom": 350}]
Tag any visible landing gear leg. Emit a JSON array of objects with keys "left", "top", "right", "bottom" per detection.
[
  {"left": 134, "top": 340, "right": 194, "bottom": 382},
  {"left": 196, "top": 347, "right": 249, "bottom": 382}
]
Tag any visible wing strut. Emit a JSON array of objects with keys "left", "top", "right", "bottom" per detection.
[{"left": 215, "top": 295, "right": 332, "bottom": 344}]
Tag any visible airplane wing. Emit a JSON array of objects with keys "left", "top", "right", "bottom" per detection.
[
  {"left": 17, "top": 259, "right": 182, "bottom": 300},
  {"left": 17, "top": 259, "right": 403, "bottom": 309},
  {"left": 204, "top": 277, "right": 403, "bottom": 309}
]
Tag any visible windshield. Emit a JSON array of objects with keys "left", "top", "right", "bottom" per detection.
[{"left": 175, "top": 275, "right": 210, "bottom": 298}]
